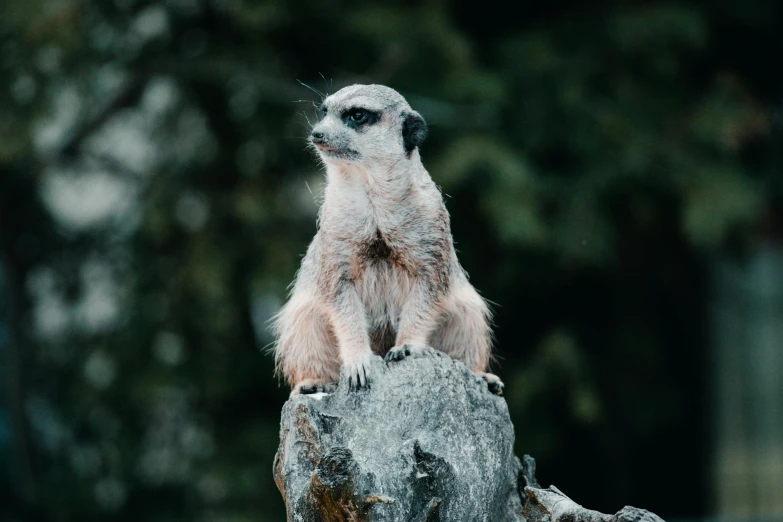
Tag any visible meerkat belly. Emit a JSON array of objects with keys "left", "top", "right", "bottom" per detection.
[
  {"left": 352, "top": 227, "right": 419, "bottom": 352},
  {"left": 355, "top": 263, "right": 415, "bottom": 353},
  {"left": 357, "top": 261, "right": 414, "bottom": 316}
]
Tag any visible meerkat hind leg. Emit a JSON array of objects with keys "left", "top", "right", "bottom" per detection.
[
  {"left": 431, "top": 284, "right": 503, "bottom": 394},
  {"left": 274, "top": 292, "right": 341, "bottom": 396}
]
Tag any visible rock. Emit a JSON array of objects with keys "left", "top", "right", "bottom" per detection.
[
  {"left": 518, "top": 456, "right": 666, "bottom": 522},
  {"left": 519, "top": 484, "right": 665, "bottom": 522},
  {"left": 273, "top": 346, "right": 666, "bottom": 522},
  {"left": 273, "top": 347, "right": 521, "bottom": 521}
]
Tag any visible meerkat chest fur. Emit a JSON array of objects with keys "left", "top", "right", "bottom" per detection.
[{"left": 321, "top": 160, "right": 446, "bottom": 331}]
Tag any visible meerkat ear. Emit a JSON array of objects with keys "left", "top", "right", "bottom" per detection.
[{"left": 402, "top": 111, "right": 428, "bottom": 154}]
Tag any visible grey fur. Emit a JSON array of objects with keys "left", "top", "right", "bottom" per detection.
[{"left": 272, "top": 84, "right": 500, "bottom": 396}]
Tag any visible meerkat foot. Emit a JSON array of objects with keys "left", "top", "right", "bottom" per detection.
[
  {"left": 475, "top": 372, "right": 504, "bottom": 396},
  {"left": 342, "top": 352, "right": 372, "bottom": 390},
  {"left": 291, "top": 380, "right": 336, "bottom": 396},
  {"left": 384, "top": 343, "right": 425, "bottom": 363}
]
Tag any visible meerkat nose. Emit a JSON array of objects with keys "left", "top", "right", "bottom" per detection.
[{"left": 311, "top": 131, "right": 325, "bottom": 143}]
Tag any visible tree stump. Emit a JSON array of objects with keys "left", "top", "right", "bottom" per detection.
[{"left": 274, "top": 347, "right": 664, "bottom": 521}]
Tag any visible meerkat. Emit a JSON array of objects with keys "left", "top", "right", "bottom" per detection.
[{"left": 272, "top": 84, "right": 503, "bottom": 396}]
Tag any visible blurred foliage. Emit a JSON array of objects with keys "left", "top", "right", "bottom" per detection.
[{"left": 0, "top": 0, "right": 781, "bottom": 520}]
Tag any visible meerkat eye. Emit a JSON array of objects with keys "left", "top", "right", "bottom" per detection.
[
  {"left": 349, "top": 109, "right": 367, "bottom": 123},
  {"left": 342, "top": 108, "right": 379, "bottom": 129}
]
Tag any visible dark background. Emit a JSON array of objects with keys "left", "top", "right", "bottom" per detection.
[{"left": 1, "top": 0, "right": 782, "bottom": 520}]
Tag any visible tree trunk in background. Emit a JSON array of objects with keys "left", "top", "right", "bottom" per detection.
[
  {"left": 711, "top": 245, "right": 783, "bottom": 517},
  {"left": 274, "top": 347, "right": 664, "bottom": 521}
]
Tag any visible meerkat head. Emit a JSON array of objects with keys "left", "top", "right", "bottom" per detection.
[{"left": 309, "top": 84, "right": 428, "bottom": 167}]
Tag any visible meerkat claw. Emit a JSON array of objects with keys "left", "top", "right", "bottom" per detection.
[
  {"left": 345, "top": 361, "right": 371, "bottom": 391},
  {"left": 487, "top": 380, "right": 504, "bottom": 395},
  {"left": 348, "top": 374, "right": 370, "bottom": 391},
  {"left": 300, "top": 382, "right": 336, "bottom": 394},
  {"left": 291, "top": 381, "right": 336, "bottom": 396},
  {"left": 384, "top": 344, "right": 412, "bottom": 362}
]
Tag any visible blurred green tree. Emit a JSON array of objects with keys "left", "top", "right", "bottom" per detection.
[{"left": 1, "top": 0, "right": 780, "bottom": 520}]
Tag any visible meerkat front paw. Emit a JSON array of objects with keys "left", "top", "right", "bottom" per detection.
[
  {"left": 342, "top": 352, "right": 372, "bottom": 390},
  {"left": 384, "top": 344, "right": 412, "bottom": 362},
  {"left": 474, "top": 372, "right": 504, "bottom": 396},
  {"left": 291, "top": 380, "right": 337, "bottom": 397},
  {"left": 384, "top": 343, "right": 424, "bottom": 362}
]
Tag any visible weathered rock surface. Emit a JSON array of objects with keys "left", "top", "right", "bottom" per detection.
[
  {"left": 274, "top": 347, "right": 666, "bottom": 521},
  {"left": 274, "top": 347, "right": 521, "bottom": 521}
]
